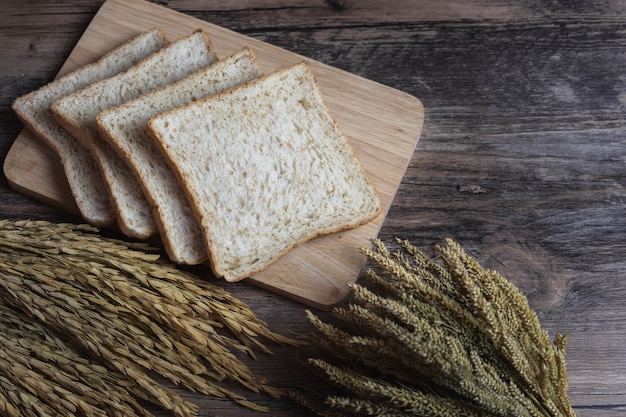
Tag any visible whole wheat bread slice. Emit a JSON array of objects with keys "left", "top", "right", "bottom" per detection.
[
  {"left": 97, "top": 47, "right": 262, "bottom": 264},
  {"left": 11, "top": 28, "right": 168, "bottom": 227},
  {"left": 52, "top": 30, "right": 218, "bottom": 239},
  {"left": 147, "top": 62, "right": 381, "bottom": 281}
]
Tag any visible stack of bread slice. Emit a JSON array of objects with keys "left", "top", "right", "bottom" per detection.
[
  {"left": 12, "top": 28, "right": 381, "bottom": 282},
  {"left": 12, "top": 28, "right": 169, "bottom": 227}
]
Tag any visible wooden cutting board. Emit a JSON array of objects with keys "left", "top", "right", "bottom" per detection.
[{"left": 3, "top": 0, "right": 424, "bottom": 309}]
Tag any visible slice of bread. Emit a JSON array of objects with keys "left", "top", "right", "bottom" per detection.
[
  {"left": 11, "top": 28, "right": 168, "bottom": 227},
  {"left": 147, "top": 62, "right": 381, "bottom": 281},
  {"left": 97, "top": 47, "right": 262, "bottom": 265},
  {"left": 52, "top": 30, "right": 218, "bottom": 239}
]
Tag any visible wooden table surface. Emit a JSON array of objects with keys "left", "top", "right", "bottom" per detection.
[{"left": 1, "top": 1, "right": 625, "bottom": 416}]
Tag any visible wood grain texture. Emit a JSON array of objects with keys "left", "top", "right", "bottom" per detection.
[{"left": 1, "top": 0, "right": 626, "bottom": 416}]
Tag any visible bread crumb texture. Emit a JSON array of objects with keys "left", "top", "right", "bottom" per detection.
[{"left": 149, "top": 62, "right": 380, "bottom": 281}]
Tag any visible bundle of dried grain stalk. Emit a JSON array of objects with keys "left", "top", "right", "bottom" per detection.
[
  {"left": 0, "top": 219, "right": 299, "bottom": 417},
  {"left": 294, "top": 238, "right": 575, "bottom": 417}
]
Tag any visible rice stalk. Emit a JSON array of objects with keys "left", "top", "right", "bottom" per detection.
[{"left": 0, "top": 219, "right": 301, "bottom": 416}]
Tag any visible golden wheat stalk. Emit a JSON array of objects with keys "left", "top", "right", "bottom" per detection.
[{"left": 296, "top": 237, "right": 575, "bottom": 417}]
